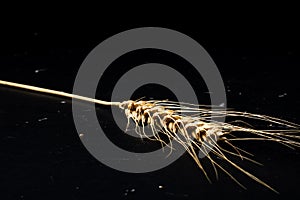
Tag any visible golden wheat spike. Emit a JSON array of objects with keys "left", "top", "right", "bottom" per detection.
[{"left": 1, "top": 79, "right": 300, "bottom": 193}]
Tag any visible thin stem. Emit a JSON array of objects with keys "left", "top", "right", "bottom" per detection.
[{"left": 0, "top": 80, "right": 120, "bottom": 106}]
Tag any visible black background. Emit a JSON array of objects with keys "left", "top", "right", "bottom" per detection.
[{"left": 0, "top": 13, "right": 300, "bottom": 200}]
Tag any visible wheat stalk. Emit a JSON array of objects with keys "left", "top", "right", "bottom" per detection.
[{"left": 1, "top": 79, "right": 300, "bottom": 193}]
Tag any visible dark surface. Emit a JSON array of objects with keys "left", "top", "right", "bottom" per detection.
[{"left": 0, "top": 21, "right": 300, "bottom": 200}]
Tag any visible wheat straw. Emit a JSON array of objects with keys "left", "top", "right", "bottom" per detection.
[{"left": 1, "top": 79, "right": 300, "bottom": 193}]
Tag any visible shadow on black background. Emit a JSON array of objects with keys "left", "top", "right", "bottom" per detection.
[{"left": 0, "top": 19, "right": 299, "bottom": 200}]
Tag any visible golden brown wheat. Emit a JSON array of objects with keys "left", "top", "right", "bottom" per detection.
[{"left": 1, "top": 80, "right": 300, "bottom": 193}]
